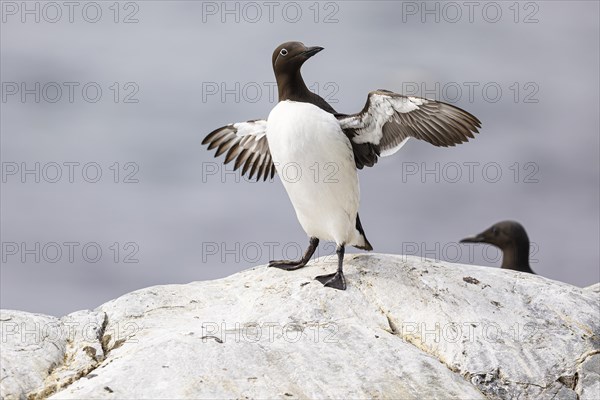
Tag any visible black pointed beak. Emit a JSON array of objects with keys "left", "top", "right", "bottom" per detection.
[
  {"left": 460, "top": 233, "right": 486, "bottom": 244},
  {"left": 302, "top": 46, "right": 324, "bottom": 58}
]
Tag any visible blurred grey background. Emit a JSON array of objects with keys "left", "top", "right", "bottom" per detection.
[{"left": 1, "top": 1, "right": 598, "bottom": 316}]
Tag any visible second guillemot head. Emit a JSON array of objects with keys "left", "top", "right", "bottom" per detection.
[
  {"left": 272, "top": 41, "right": 324, "bottom": 103},
  {"left": 460, "top": 220, "right": 534, "bottom": 274}
]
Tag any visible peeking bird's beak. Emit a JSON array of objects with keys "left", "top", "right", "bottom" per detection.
[
  {"left": 302, "top": 46, "right": 324, "bottom": 58},
  {"left": 459, "top": 233, "right": 486, "bottom": 243}
]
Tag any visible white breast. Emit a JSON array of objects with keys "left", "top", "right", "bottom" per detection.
[{"left": 266, "top": 101, "right": 364, "bottom": 247}]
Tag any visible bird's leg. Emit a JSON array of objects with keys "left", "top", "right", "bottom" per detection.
[
  {"left": 315, "top": 244, "right": 346, "bottom": 290},
  {"left": 268, "top": 237, "right": 319, "bottom": 271}
]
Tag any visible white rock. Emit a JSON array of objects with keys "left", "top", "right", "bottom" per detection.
[
  {"left": 1, "top": 255, "right": 598, "bottom": 400},
  {"left": 1, "top": 309, "right": 107, "bottom": 400},
  {"left": 576, "top": 353, "right": 600, "bottom": 400},
  {"left": 584, "top": 282, "right": 600, "bottom": 294},
  {"left": 0, "top": 311, "right": 65, "bottom": 400}
]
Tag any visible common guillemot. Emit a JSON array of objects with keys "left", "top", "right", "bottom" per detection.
[
  {"left": 203, "top": 41, "right": 481, "bottom": 290},
  {"left": 460, "top": 221, "right": 535, "bottom": 274}
]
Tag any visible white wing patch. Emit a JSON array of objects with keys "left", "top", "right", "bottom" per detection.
[
  {"left": 340, "top": 93, "right": 426, "bottom": 146},
  {"left": 233, "top": 120, "right": 267, "bottom": 138}
]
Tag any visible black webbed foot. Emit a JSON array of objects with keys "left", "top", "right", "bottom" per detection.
[
  {"left": 315, "top": 271, "right": 346, "bottom": 290},
  {"left": 315, "top": 244, "right": 347, "bottom": 290},
  {"left": 267, "top": 237, "right": 319, "bottom": 272},
  {"left": 268, "top": 260, "right": 306, "bottom": 271}
]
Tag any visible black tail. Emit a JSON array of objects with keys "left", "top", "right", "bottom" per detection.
[{"left": 354, "top": 213, "right": 373, "bottom": 251}]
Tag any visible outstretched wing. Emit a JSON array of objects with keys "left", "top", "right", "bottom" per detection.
[
  {"left": 337, "top": 90, "right": 481, "bottom": 169},
  {"left": 202, "top": 120, "right": 276, "bottom": 181}
]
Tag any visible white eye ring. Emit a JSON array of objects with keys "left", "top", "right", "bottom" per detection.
[{"left": 280, "top": 48, "right": 288, "bottom": 56}]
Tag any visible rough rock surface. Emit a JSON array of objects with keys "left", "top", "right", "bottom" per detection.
[
  {"left": 1, "top": 254, "right": 599, "bottom": 399},
  {"left": 585, "top": 282, "right": 600, "bottom": 294}
]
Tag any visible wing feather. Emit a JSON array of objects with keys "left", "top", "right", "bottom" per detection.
[
  {"left": 202, "top": 120, "right": 276, "bottom": 181},
  {"left": 338, "top": 90, "right": 481, "bottom": 168}
]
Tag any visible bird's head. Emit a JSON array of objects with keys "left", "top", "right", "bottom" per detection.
[
  {"left": 460, "top": 220, "right": 530, "bottom": 250},
  {"left": 271, "top": 41, "right": 324, "bottom": 76}
]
